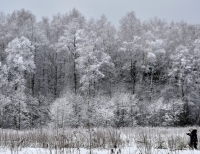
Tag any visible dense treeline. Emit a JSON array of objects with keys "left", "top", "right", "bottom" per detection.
[{"left": 0, "top": 9, "right": 200, "bottom": 129}]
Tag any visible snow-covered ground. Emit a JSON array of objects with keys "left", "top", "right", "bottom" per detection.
[
  {"left": 0, "top": 127, "right": 199, "bottom": 154},
  {"left": 0, "top": 147, "right": 199, "bottom": 154}
]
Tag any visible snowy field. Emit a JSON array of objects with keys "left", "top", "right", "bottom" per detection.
[
  {"left": 0, "top": 127, "right": 199, "bottom": 154},
  {"left": 0, "top": 147, "right": 199, "bottom": 154}
]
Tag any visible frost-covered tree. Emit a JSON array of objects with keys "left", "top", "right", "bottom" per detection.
[
  {"left": 169, "top": 45, "right": 192, "bottom": 99},
  {"left": 5, "top": 36, "right": 35, "bottom": 129},
  {"left": 120, "top": 36, "right": 141, "bottom": 94},
  {"left": 77, "top": 30, "right": 114, "bottom": 96},
  {"left": 112, "top": 93, "right": 137, "bottom": 127},
  {"left": 57, "top": 19, "right": 85, "bottom": 94},
  {"left": 51, "top": 92, "right": 85, "bottom": 128},
  {"left": 6, "top": 36, "right": 35, "bottom": 87},
  {"left": 91, "top": 15, "right": 117, "bottom": 96},
  {"left": 75, "top": 30, "right": 114, "bottom": 128},
  {"left": 0, "top": 12, "right": 7, "bottom": 63}
]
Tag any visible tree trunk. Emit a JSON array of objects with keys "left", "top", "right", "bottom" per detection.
[
  {"left": 74, "top": 60, "right": 77, "bottom": 94},
  {"left": 131, "top": 59, "right": 136, "bottom": 94}
]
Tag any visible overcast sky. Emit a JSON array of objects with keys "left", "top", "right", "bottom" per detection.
[{"left": 1, "top": 0, "right": 200, "bottom": 26}]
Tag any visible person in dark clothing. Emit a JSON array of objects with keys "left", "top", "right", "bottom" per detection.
[{"left": 186, "top": 129, "right": 198, "bottom": 149}]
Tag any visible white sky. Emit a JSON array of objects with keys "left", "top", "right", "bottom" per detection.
[{"left": 1, "top": 0, "right": 200, "bottom": 26}]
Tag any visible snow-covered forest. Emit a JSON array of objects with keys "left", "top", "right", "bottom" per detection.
[{"left": 0, "top": 8, "right": 200, "bottom": 129}]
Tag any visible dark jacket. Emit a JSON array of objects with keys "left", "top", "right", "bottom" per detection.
[{"left": 187, "top": 129, "right": 198, "bottom": 148}]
